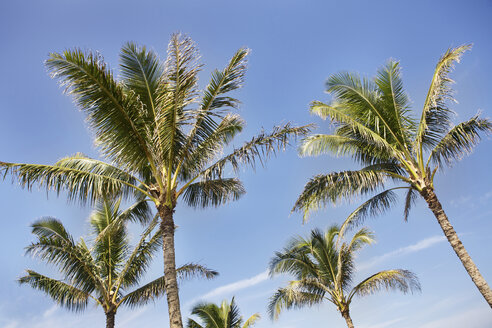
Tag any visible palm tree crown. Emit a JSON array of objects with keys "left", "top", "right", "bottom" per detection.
[
  {"left": 19, "top": 198, "right": 217, "bottom": 328},
  {"left": 187, "top": 297, "right": 260, "bottom": 328},
  {"left": 293, "top": 44, "right": 492, "bottom": 306},
  {"left": 1, "top": 34, "right": 310, "bottom": 328},
  {"left": 269, "top": 225, "right": 420, "bottom": 328}
]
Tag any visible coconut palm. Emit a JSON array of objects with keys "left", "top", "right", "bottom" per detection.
[
  {"left": 187, "top": 297, "right": 260, "bottom": 328},
  {"left": 19, "top": 198, "right": 218, "bottom": 328},
  {"left": 269, "top": 225, "right": 420, "bottom": 328},
  {"left": 293, "top": 44, "right": 492, "bottom": 306},
  {"left": 1, "top": 34, "right": 310, "bottom": 327}
]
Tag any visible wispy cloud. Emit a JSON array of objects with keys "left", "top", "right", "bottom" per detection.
[
  {"left": 360, "top": 316, "right": 406, "bottom": 328},
  {"left": 419, "top": 305, "right": 492, "bottom": 328},
  {"left": 186, "top": 270, "right": 269, "bottom": 306},
  {"left": 42, "top": 305, "right": 58, "bottom": 318},
  {"left": 359, "top": 235, "right": 445, "bottom": 270}
]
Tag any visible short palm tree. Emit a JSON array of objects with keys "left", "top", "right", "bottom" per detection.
[
  {"left": 187, "top": 297, "right": 260, "bottom": 328},
  {"left": 269, "top": 225, "right": 420, "bottom": 328},
  {"left": 293, "top": 45, "right": 492, "bottom": 306},
  {"left": 1, "top": 34, "right": 309, "bottom": 327},
  {"left": 19, "top": 198, "right": 217, "bottom": 328}
]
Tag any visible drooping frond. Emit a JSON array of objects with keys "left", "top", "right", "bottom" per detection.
[
  {"left": 268, "top": 283, "right": 325, "bottom": 320},
  {"left": 339, "top": 188, "right": 400, "bottom": 236},
  {"left": 416, "top": 44, "right": 472, "bottom": 150},
  {"left": 348, "top": 269, "right": 421, "bottom": 302},
  {"left": 120, "top": 42, "right": 163, "bottom": 119},
  {"left": 201, "top": 123, "right": 312, "bottom": 180},
  {"left": 186, "top": 318, "right": 204, "bottom": 328},
  {"left": 18, "top": 270, "right": 92, "bottom": 312},
  {"left": 403, "top": 187, "right": 418, "bottom": 222},
  {"left": 26, "top": 219, "right": 101, "bottom": 294},
  {"left": 46, "top": 49, "right": 153, "bottom": 172},
  {"left": 0, "top": 154, "right": 146, "bottom": 205},
  {"left": 428, "top": 114, "right": 492, "bottom": 168},
  {"left": 176, "top": 263, "right": 219, "bottom": 281},
  {"left": 181, "top": 178, "right": 245, "bottom": 208},
  {"left": 293, "top": 168, "right": 388, "bottom": 222}
]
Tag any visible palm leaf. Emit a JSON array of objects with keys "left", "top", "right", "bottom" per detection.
[{"left": 181, "top": 178, "right": 245, "bottom": 208}]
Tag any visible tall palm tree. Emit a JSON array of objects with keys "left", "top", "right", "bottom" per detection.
[
  {"left": 19, "top": 198, "right": 217, "bottom": 328},
  {"left": 269, "top": 225, "right": 420, "bottom": 328},
  {"left": 1, "top": 34, "right": 310, "bottom": 327},
  {"left": 187, "top": 297, "right": 260, "bottom": 328},
  {"left": 293, "top": 44, "right": 492, "bottom": 306}
]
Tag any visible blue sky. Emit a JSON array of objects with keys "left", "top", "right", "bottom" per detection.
[{"left": 1, "top": 0, "right": 492, "bottom": 327}]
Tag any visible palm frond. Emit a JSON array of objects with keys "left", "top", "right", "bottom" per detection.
[
  {"left": 46, "top": 49, "right": 153, "bottom": 172},
  {"left": 120, "top": 42, "right": 163, "bottom": 119},
  {"left": 186, "top": 318, "right": 204, "bottom": 328},
  {"left": 403, "top": 187, "right": 418, "bottom": 222},
  {"left": 18, "top": 270, "right": 92, "bottom": 312},
  {"left": 416, "top": 44, "right": 472, "bottom": 150},
  {"left": 293, "top": 168, "right": 388, "bottom": 222},
  {"left": 242, "top": 313, "right": 260, "bottom": 328},
  {"left": 428, "top": 114, "right": 492, "bottom": 168},
  {"left": 349, "top": 269, "right": 421, "bottom": 302},
  {"left": 339, "top": 188, "right": 400, "bottom": 236},
  {"left": 0, "top": 154, "right": 146, "bottom": 205},
  {"left": 268, "top": 284, "right": 324, "bottom": 320},
  {"left": 182, "top": 178, "right": 245, "bottom": 208},
  {"left": 176, "top": 263, "right": 219, "bottom": 281},
  {"left": 201, "top": 123, "right": 312, "bottom": 180}
]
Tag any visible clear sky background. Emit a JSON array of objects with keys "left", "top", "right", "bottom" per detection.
[{"left": 1, "top": 0, "right": 492, "bottom": 327}]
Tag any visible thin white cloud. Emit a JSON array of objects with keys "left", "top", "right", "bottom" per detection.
[
  {"left": 186, "top": 270, "right": 269, "bottom": 306},
  {"left": 360, "top": 317, "right": 406, "bottom": 328},
  {"left": 419, "top": 306, "right": 492, "bottom": 328},
  {"left": 42, "top": 305, "right": 58, "bottom": 318},
  {"left": 359, "top": 235, "right": 445, "bottom": 270}
]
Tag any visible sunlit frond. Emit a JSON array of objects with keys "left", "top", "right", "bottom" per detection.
[
  {"left": 46, "top": 49, "right": 152, "bottom": 172},
  {"left": 182, "top": 178, "right": 245, "bottom": 208},
  {"left": 416, "top": 44, "right": 472, "bottom": 150},
  {"left": 18, "top": 270, "right": 92, "bottom": 312},
  {"left": 293, "top": 168, "right": 388, "bottom": 222},
  {"left": 429, "top": 114, "right": 492, "bottom": 168},
  {"left": 176, "top": 263, "right": 219, "bottom": 281},
  {"left": 268, "top": 283, "right": 325, "bottom": 320},
  {"left": 349, "top": 269, "right": 421, "bottom": 302}
]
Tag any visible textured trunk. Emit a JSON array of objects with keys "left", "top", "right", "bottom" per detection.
[
  {"left": 341, "top": 310, "right": 355, "bottom": 328},
  {"left": 105, "top": 310, "right": 115, "bottom": 328},
  {"left": 420, "top": 187, "right": 492, "bottom": 307},
  {"left": 159, "top": 204, "right": 184, "bottom": 328}
]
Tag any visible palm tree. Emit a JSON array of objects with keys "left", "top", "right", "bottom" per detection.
[
  {"left": 293, "top": 44, "right": 492, "bottom": 306},
  {"left": 187, "top": 297, "right": 260, "bottom": 328},
  {"left": 1, "top": 34, "right": 310, "bottom": 327},
  {"left": 269, "top": 225, "right": 420, "bottom": 328},
  {"left": 19, "top": 198, "right": 217, "bottom": 328}
]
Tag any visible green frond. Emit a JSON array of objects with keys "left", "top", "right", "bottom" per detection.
[
  {"left": 46, "top": 49, "right": 152, "bottom": 172},
  {"left": 268, "top": 284, "right": 324, "bottom": 320},
  {"left": 201, "top": 123, "right": 312, "bottom": 180},
  {"left": 416, "top": 44, "right": 472, "bottom": 150},
  {"left": 182, "top": 178, "right": 245, "bottom": 208},
  {"left": 309, "top": 102, "right": 399, "bottom": 163},
  {"left": 428, "top": 114, "right": 492, "bottom": 168},
  {"left": 293, "top": 168, "right": 388, "bottom": 222},
  {"left": 120, "top": 42, "right": 163, "bottom": 118},
  {"left": 18, "top": 270, "right": 91, "bottom": 312},
  {"left": 339, "top": 188, "right": 400, "bottom": 235},
  {"left": 242, "top": 313, "right": 261, "bottom": 328},
  {"left": 186, "top": 318, "right": 204, "bottom": 328},
  {"left": 176, "top": 263, "right": 219, "bottom": 281},
  {"left": 403, "top": 187, "right": 418, "bottom": 222},
  {"left": 349, "top": 269, "right": 421, "bottom": 302},
  {"left": 180, "top": 114, "right": 245, "bottom": 181},
  {"left": 0, "top": 154, "right": 146, "bottom": 205}
]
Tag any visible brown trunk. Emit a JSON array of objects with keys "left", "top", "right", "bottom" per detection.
[
  {"left": 105, "top": 310, "right": 116, "bottom": 328},
  {"left": 420, "top": 187, "right": 492, "bottom": 308},
  {"left": 341, "top": 310, "right": 355, "bottom": 328},
  {"left": 159, "top": 204, "right": 184, "bottom": 328}
]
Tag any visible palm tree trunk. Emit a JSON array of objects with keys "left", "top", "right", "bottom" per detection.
[
  {"left": 159, "top": 204, "right": 184, "bottom": 328},
  {"left": 420, "top": 187, "right": 492, "bottom": 307},
  {"left": 341, "top": 310, "right": 355, "bottom": 328},
  {"left": 106, "top": 310, "right": 116, "bottom": 328}
]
